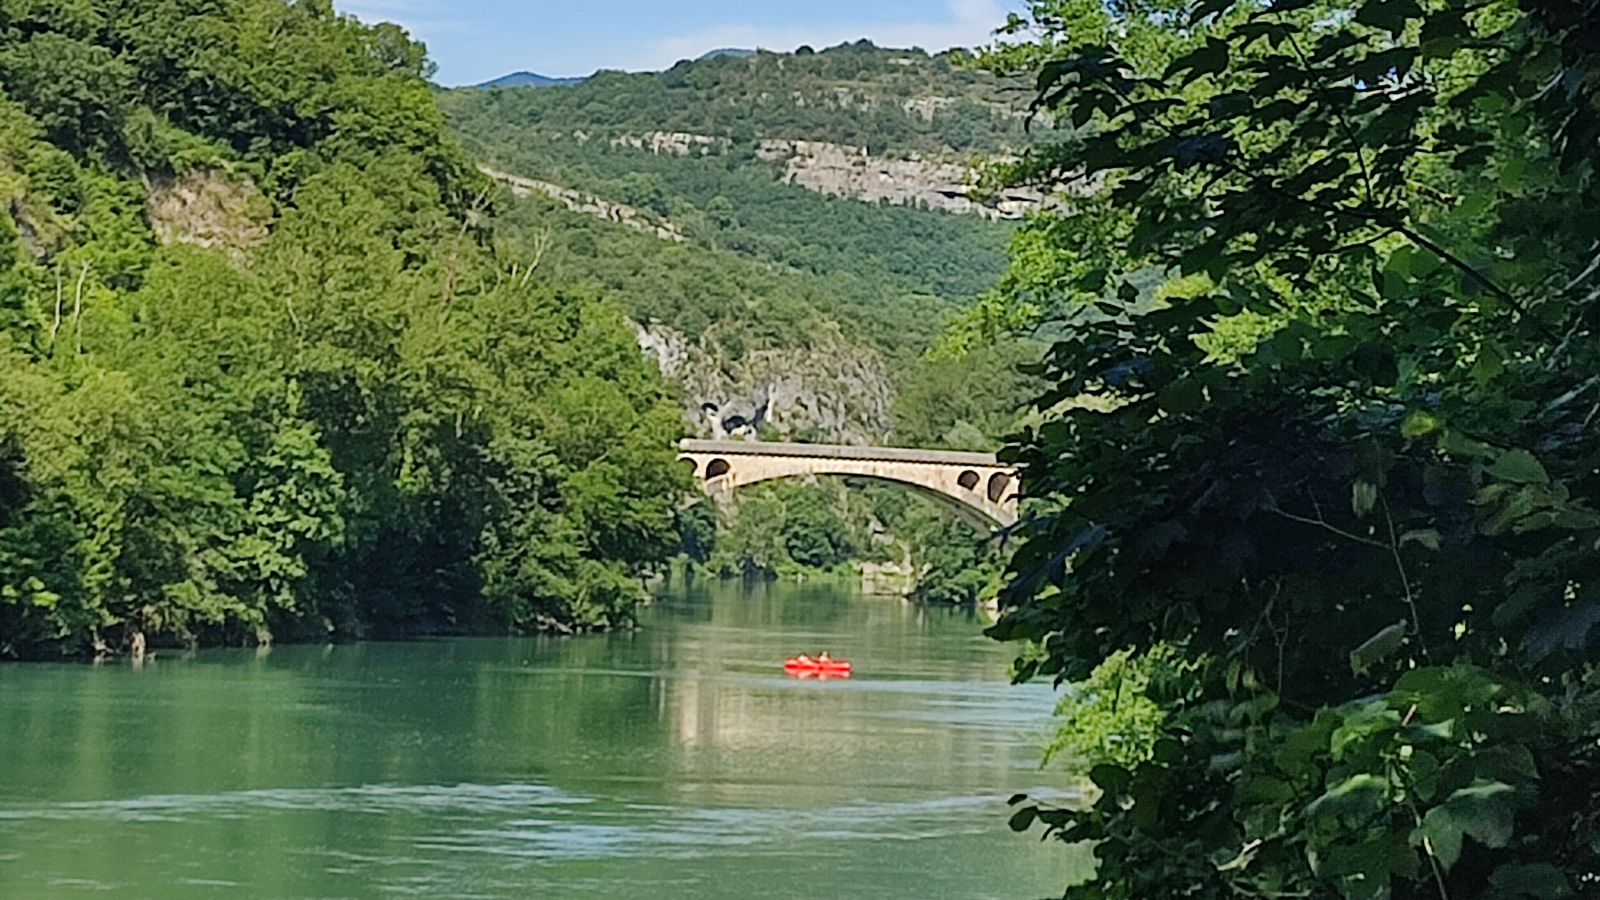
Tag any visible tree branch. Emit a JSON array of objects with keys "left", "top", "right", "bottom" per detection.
[{"left": 1268, "top": 504, "right": 1390, "bottom": 550}]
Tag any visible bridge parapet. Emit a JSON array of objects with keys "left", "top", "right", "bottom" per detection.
[{"left": 678, "top": 440, "right": 1018, "bottom": 528}]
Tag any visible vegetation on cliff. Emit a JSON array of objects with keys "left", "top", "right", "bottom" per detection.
[{"left": 0, "top": 0, "right": 687, "bottom": 657}]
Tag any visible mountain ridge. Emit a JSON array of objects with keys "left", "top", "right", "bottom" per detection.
[{"left": 478, "top": 71, "right": 587, "bottom": 88}]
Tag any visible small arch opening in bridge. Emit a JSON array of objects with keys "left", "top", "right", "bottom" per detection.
[
  {"left": 987, "top": 472, "right": 1011, "bottom": 503},
  {"left": 957, "top": 470, "right": 980, "bottom": 491},
  {"left": 705, "top": 458, "right": 731, "bottom": 479}
]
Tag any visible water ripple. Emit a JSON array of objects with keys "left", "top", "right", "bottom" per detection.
[{"left": 0, "top": 783, "right": 587, "bottom": 823}]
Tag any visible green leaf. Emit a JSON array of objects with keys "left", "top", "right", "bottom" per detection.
[
  {"left": 1391, "top": 665, "right": 1502, "bottom": 724},
  {"left": 1152, "top": 737, "right": 1183, "bottom": 763},
  {"left": 1089, "top": 764, "right": 1131, "bottom": 796},
  {"left": 1456, "top": 190, "right": 1493, "bottom": 218},
  {"left": 1163, "top": 38, "right": 1229, "bottom": 85},
  {"left": 1384, "top": 245, "right": 1415, "bottom": 279},
  {"left": 1305, "top": 772, "right": 1386, "bottom": 822},
  {"left": 1350, "top": 621, "right": 1408, "bottom": 674},
  {"left": 1275, "top": 708, "right": 1342, "bottom": 778},
  {"left": 1158, "top": 378, "right": 1205, "bottom": 414},
  {"left": 1309, "top": 334, "right": 1357, "bottom": 360},
  {"left": 1408, "top": 748, "right": 1441, "bottom": 801},
  {"left": 1413, "top": 779, "right": 1522, "bottom": 870},
  {"left": 1489, "top": 863, "right": 1574, "bottom": 898},
  {"left": 1471, "top": 342, "right": 1505, "bottom": 385},
  {"left": 1487, "top": 449, "right": 1549, "bottom": 485},
  {"left": 1453, "top": 780, "right": 1517, "bottom": 830},
  {"left": 1440, "top": 429, "right": 1496, "bottom": 459},
  {"left": 1398, "top": 529, "right": 1441, "bottom": 551},
  {"left": 1473, "top": 744, "right": 1538, "bottom": 785},
  {"left": 1008, "top": 805, "right": 1038, "bottom": 832},
  {"left": 1314, "top": 830, "right": 1419, "bottom": 898},
  {"left": 1354, "top": 0, "right": 1422, "bottom": 36},
  {"left": 1350, "top": 340, "right": 1398, "bottom": 386},
  {"left": 1401, "top": 411, "right": 1440, "bottom": 438},
  {"left": 1235, "top": 775, "right": 1295, "bottom": 804},
  {"left": 1331, "top": 697, "right": 1402, "bottom": 758},
  {"left": 1500, "top": 156, "right": 1529, "bottom": 191},
  {"left": 1413, "top": 804, "right": 1465, "bottom": 869}
]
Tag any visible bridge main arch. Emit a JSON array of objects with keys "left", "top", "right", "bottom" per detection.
[{"left": 678, "top": 440, "right": 1018, "bottom": 528}]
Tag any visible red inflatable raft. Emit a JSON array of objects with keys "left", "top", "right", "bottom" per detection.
[{"left": 783, "top": 656, "right": 852, "bottom": 678}]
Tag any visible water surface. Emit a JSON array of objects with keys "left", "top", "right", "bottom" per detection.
[{"left": 0, "top": 579, "right": 1086, "bottom": 898}]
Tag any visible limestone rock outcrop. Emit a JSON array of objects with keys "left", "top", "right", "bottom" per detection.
[
  {"left": 481, "top": 165, "right": 686, "bottom": 242},
  {"left": 755, "top": 139, "right": 1049, "bottom": 218},
  {"left": 146, "top": 170, "right": 272, "bottom": 253},
  {"left": 635, "top": 320, "right": 893, "bottom": 445}
]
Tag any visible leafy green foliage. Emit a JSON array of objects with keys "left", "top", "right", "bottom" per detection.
[
  {"left": 891, "top": 340, "right": 1049, "bottom": 450},
  {"left": 979, "top": 0, "right": 1600, "bottom": 896},
  {"left": 0, "top": 0, "right": 687, "bottom": 657},
  {"left": 1043, "top": 644, "right": 1193, "bottom": 772},
  {"left": 707, "top": 479, "right": 867, "bottom": 579}
]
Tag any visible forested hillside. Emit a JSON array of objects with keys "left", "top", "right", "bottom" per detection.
[
  {"left": 0, "top": 0, "right": 688, "bottom": 657},
  {"left": 450, "top": 42, "right": 1032, "bottom": 155},
  {"left": 441, "top": 42, "right": 1037, "bottom": 370},
  {"left": 443, "top": 42, "right": 1050, "bottom": 591}
]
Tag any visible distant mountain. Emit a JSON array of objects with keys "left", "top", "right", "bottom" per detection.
[
  {"left": 478, "top": 71, "right": 587, "bottom": 89},
  {"left": 697, "top": 48, "right": 755, "bottom": 60}
]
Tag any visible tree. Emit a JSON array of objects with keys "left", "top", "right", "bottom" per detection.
[
  {"left": 0, "top": 0, "right": 690, "bottom": 655},
  {"left": 980, "top": 0, "right": 1600, "bottom": 897}
]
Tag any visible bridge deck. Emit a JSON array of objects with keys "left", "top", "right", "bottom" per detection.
[{"left": 679, "top": 440, "right": 1001, "bottom": 468}]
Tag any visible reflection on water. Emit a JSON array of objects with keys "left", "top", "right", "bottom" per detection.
[{"left": 0, "top": 579, "right": 1088, "bottom": 899}]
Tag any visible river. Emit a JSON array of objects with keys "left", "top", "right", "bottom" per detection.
[{"left": 0, "top": 579, "right": 1089, "bottom": 899}]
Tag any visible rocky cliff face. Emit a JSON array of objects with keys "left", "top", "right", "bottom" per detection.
[
  {"left": 610, "top": 131, "right": 732, "bottom": 156},
  {"left": 146, "top": 170, "right": 272, "bottom": 254},
  {"left": 481, "top": 165, "right": 686, "bottom": 242},
  {"left": 755, "top": 139, "right": 1050, "bottom": 219},
  {"left": 513, "top": 129, "right": 1057, "bottom": 219},
  {"left": 635, "top": 319, "right": 893, "bottom": 445}
]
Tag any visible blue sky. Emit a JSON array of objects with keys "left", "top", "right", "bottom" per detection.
[{"left": 333, "top": 0, "right": 1017, "bottom": 86}]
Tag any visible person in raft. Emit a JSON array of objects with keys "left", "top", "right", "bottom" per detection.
[{"left": 791, "top": 653, "right": 834, "bottom": 665}]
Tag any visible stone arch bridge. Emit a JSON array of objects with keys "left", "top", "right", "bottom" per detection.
[{"left": 679, "top": 440, "right": 1018, "bottom": 528}]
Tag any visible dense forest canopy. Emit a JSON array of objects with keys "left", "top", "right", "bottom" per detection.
[
  {"left": 447, "top": 41, "right": 1035, "bottom": 155},
  {"left": 0, "top": 0, "right": 688, "bottom": 657},
  {"left": 979, "top": 0, "right": 1600, "bottom": 896}
]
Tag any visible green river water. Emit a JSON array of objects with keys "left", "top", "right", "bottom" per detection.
[{"left": 0, "top": 579, "right": 1088, "bottom": 899}]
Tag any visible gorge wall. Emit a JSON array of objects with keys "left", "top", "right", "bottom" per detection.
[{"left": 635, "top": 320, "right": 894, "bottom": 446}]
